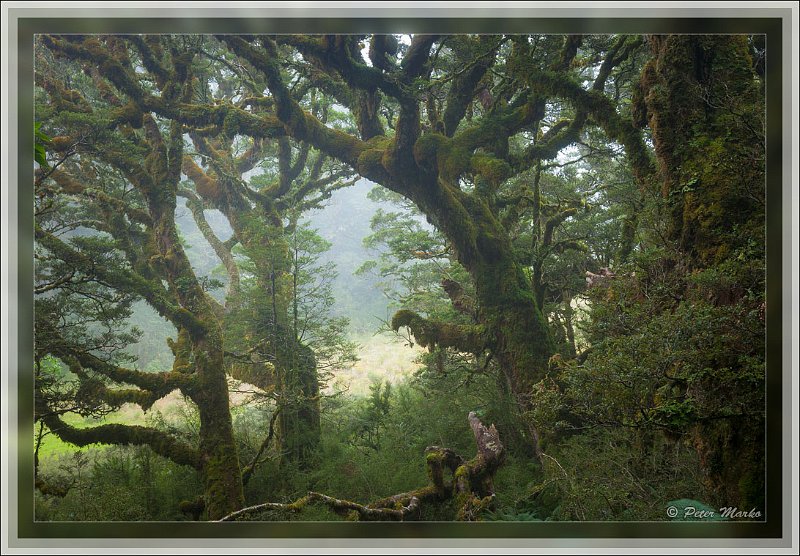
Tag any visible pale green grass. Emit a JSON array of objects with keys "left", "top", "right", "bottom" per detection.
[{"left": 328, "top": 332, "right": 423, "bottom": 396}]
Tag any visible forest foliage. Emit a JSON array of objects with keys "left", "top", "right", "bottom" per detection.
[{"left": 32, "top": 32, "right": 765, "bottom": 522}]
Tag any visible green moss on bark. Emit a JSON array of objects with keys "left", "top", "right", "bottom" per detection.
[
  {"left": 638, "top": 35, "right": 763, "bottom": 264},
  {"left": 471, "top": 154, "right": 511, "bottom": 188},
  {"left": 391, "top": 309, "right": 486, "bottom": 353}
]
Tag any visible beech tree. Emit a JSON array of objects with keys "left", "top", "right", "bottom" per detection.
[
  {"left": 208, "top": 33, "right": 656, "bottom": 459},
  {"left": 34, "top": 34, "right": 355, "bottom": 517}
]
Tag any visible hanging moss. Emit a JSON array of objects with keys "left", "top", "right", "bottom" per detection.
[
  {"left": 167, "top": 328, "right": 193, "bottom": 373},
  {"left": 170, "top": 309, "right": 205, "bottom": 341},
  {"left": 222, "top": 108, "right": 249, "bottom": 137},
  {"left": 631, "top": 60, "right": 656, "bottom": 128},
  {"left": 391, "top": 309, "right": 486, "bottom": 354}
]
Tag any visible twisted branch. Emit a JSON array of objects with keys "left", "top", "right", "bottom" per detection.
[{"left": 218, "top": 412, "right": 505, "bottom": 522}]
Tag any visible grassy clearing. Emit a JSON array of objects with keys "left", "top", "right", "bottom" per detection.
[{"left": 327, "top": 332, "right": 423, "bottom": 396}]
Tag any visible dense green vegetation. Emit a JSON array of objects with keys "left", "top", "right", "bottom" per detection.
[{"left": 33, "top": 33, "right": 765, "bottom": 522}]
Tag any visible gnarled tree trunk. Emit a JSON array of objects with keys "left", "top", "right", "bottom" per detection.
[{"left": 634, "top": 34, "right": 765, "bottom": 508}]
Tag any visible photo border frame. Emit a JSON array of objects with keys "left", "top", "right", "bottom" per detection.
[{"left": 3, "top": 2, "right": 797, "bottom": 552}]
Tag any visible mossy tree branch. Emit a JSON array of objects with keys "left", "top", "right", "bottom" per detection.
[
  {"left": 49, "top": 341, "right": 196, "bottom": 394},
  {"left": 441, "top": 36, "right": 502, "bottom": 137},
  {"left": 47, "top": 169, "right": 152, "bottom": 227},
  {"left": 218, "top": 491, "right": 421, "bottom": 522},
  {"left": 391, "top": 309, "right": 486, "bottom": 354},
  {"left": 40, "top": 412, "right": 200, "bottom": 469},
  {"left": 43, "top": 35, "right": 286, "bottom": 140},
  {"left": 219, "top": 35, "right": 370, "bottom": 173},
  {"left": 52, "top": 355, "right": 165, "bottom": 413},
  {"left": 524, "top": 70, "right": 656, "bottom": 186},
  {"left": 180, "top": 187, "right": 241, "bottom": 305},
  {"left": 277, "top": 35, "right": 407, "bottom": 101},
  {"left": 441, "top": 278, "right": 478, "bottom": 319}
]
